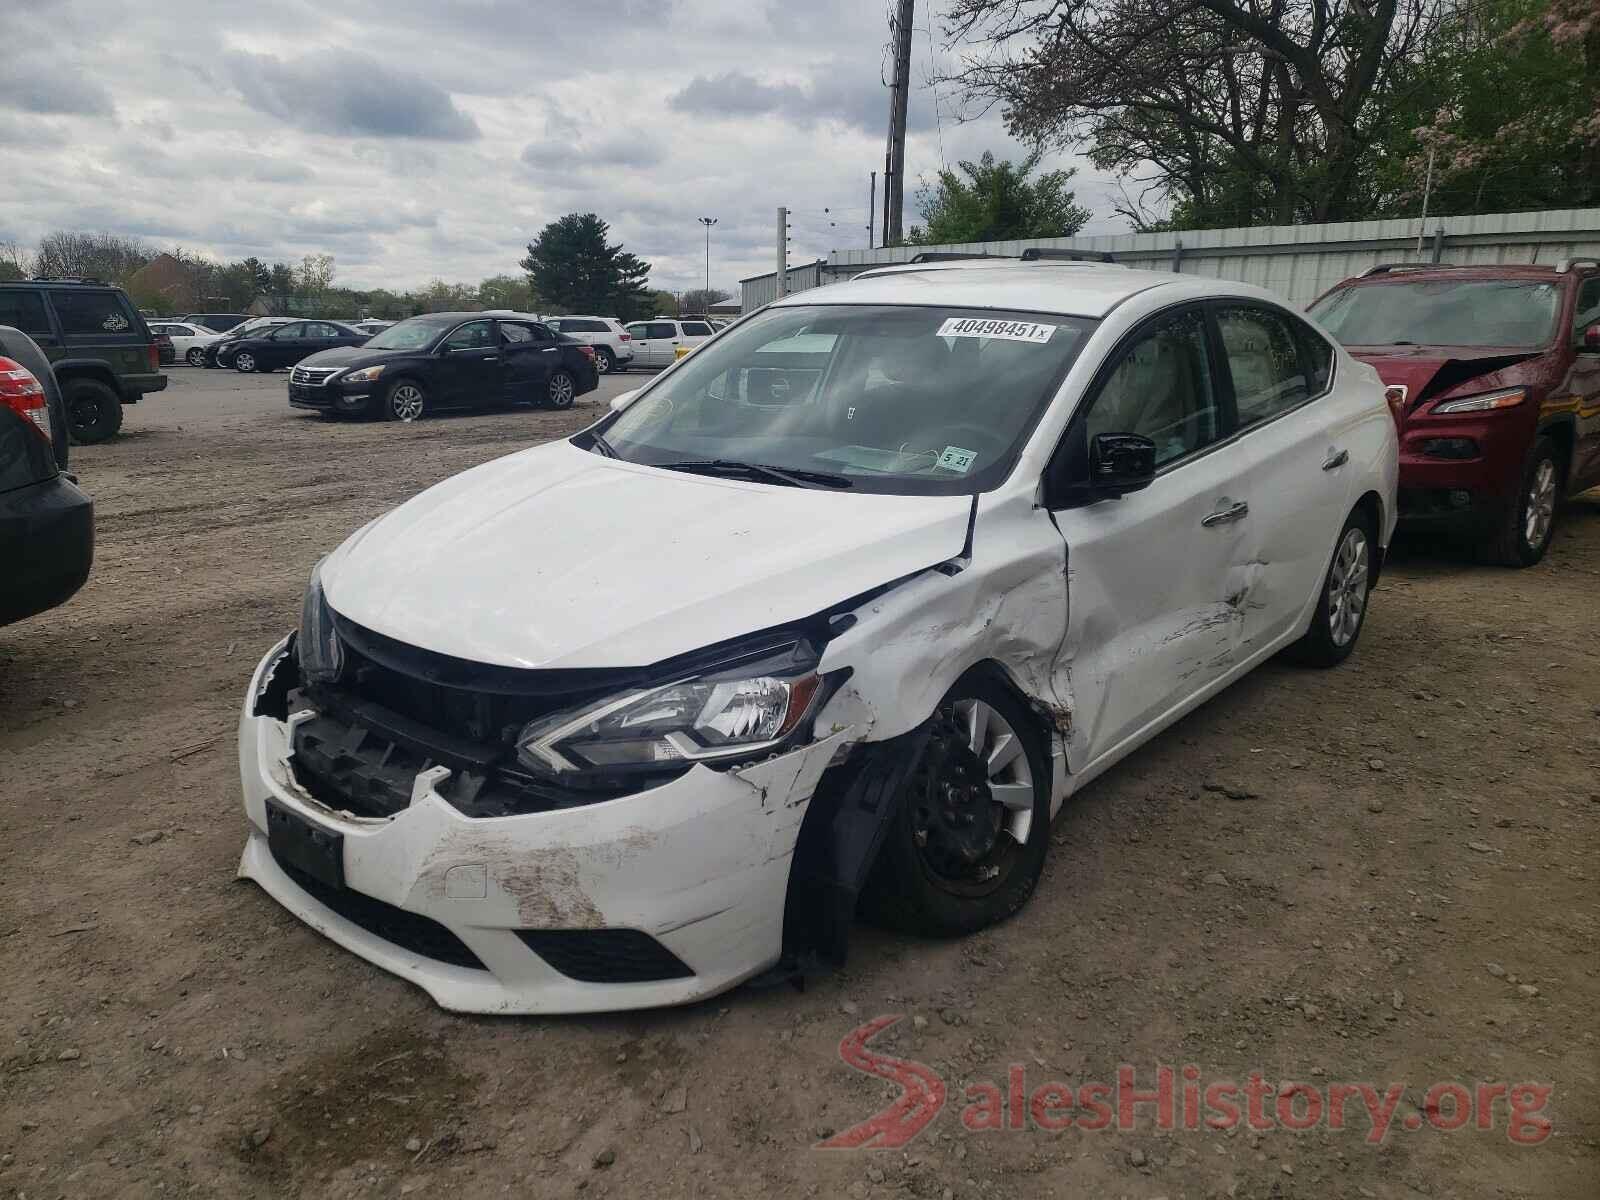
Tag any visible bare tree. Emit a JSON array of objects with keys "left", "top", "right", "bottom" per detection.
[
  {"left": 940, "top": 0, "right": 1446, "bottom": 227},
  {"left": 33, "top": 231, "right": 152, "bottom": 283},
  {"left": 0, "top": 240, "right": 31, "bottom": 281}
]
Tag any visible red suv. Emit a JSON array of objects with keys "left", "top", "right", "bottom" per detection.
[{"left": 1309, "top": 261, "right": 1600, "bottom": 565}]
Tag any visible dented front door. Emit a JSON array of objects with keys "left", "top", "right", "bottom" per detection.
[{"left": 1048, "top": 305, "right": 1252, "bottom": 773}]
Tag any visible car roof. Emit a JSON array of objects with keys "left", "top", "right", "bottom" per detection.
[{"left": 774, "top": 262, "right": 1212, "bottom": 319}]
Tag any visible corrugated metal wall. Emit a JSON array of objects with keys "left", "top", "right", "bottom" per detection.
[
  {"left": 740, "top": 209, "right": 1600, "bottom": 311},
  {"left": 737, "top": 260, "right": 827, "bottom": 310}
]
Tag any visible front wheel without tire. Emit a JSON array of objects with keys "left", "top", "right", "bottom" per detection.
[
  {"left": 546, "top": 370, "right": 576, "bottom": 409},
  {"left": 863, "top": 673, "right": 1051, "bottom": 937},
  {"left": 63, "top": 378, "right": 124, "bottom": 445},
  {"left": 385, "top": 379, "right": 427, "bottom": 422},
  {"left": 1289, "top": 508, "right": 1375, "bottom": 667},
  {"left": 1484, "top": 436, "right": 1560, "bottom": 567}
]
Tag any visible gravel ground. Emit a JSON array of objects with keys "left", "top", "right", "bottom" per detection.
[{"left": 1, "top": 366, "right": 1596, "bottom": 1199}]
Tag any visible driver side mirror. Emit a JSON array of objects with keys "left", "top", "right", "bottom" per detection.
[
  {"left": 1582, "top": 323, "right": 1600, "bottom": 352},
  {"left": 608, "top": 389, "right": 639, "bottom": 413},
  {"left": 1089, "top": 433, "right": 1158, "bottom": 494}
]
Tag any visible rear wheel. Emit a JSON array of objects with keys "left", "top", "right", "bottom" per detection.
[
  {"left": 1484, "top": 436, "right": 1560, "bottom": 567},
  {"left": 546, "top": 370, "right": 576, "bottom": 409},
  {"left": 594, "top": 346, "right": 617, "bottom": 374},
  {"left": 63, "top": 378, "right": 123, "bottom": 445},
  {"left": 186, "top": 347, "right": 206, "bottom": 366},
  {"left": 864, "top": 673, "right": 1051, "bottom": 937},
  {"left": 1289, "top": 508, "right": 1374, "bottom": 667}
]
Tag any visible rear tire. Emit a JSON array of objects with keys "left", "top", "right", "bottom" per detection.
[
  {"left": 1289, "top": 507, "right": 1375, "bottom": 668},
  {"left": 186, "top": 347, "right": 206, "bottom": 366},
  {"left": 863, "top": 672, "right": 1051, "bottom": 937},
  {"left": 594, "top": 347, "right": 617, "bottom": 374},
  {"left": 546, "top": 370, "right": 576, "bottom": 409},
  {"left": 1484, "top": 436, "right": 1560, "bottom": 567},
  {"left": 63, "top": 378, "right": 124, "bottom": 445}
]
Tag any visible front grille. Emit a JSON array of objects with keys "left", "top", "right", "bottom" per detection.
[
  {"left": 291, "top": 365, "right": 341, "bottom": 386},
  {"left": 270, "top": 846, "right": 488, "bottom": 971},
  {"left": 516, "top": 929, "right": 693, "bottom": 983}
]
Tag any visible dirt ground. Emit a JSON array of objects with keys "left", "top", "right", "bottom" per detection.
[{"left": 2, "top": 367, "right": 1597, "bottom": 1200}]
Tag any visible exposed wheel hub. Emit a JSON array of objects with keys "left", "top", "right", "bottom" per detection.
[{"left": 912, "top": 712, "right": 1002, "bottom": 873}]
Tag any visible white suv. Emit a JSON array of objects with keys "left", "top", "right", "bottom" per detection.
[
  {"left": 622, "top": 318, "right": 715, "bottom": 367},
  {"left": 237, "top": 261, "right": 1395, "bottom": 1015},
  {"left": 541, "top": 315, "right": 636, "bottom": 375}
]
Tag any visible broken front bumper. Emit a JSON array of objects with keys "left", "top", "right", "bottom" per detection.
[{"left": 236, "top": 638, "right": 851, "bottom": 1014}]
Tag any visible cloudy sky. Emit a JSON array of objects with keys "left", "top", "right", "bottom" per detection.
[{"left": 1, "top": 0, "right": 1130, "bottom": 295}]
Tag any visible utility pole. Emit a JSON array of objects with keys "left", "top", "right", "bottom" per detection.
[
  {"left": 697, "top": 216, "right": 717, "bottom": 309},
  {"left": 1415, "top": 148, "right": 1436, "bottom": 256},
  {"left": 868, "top": 171, "right": 876, "bottom": 248},
  {"left": 882, "top": 0, "right": 914, "bottom": 246},
  {"left": 775, "top": 207, "right": 788, "bottom": 298}
]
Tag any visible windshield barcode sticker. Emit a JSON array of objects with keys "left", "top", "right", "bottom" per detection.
[{"left": 937, "top": 317, "right": 1055, "bottom": 343}]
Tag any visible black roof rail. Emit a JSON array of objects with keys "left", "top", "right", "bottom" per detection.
[
  {"left": 27, "top": 276, "right": 113, "bottom": 285},
  {"left": 1358, "top": 263, "right": 1459, "bottom": 277},
  {"left": 1019, "top": 248, "right": 1116, "bottom": 263},
  {"left": 906, "top": 252, "right": 1007, "bottom": 264}
]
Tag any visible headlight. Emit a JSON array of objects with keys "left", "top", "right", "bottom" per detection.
[
  {"left": 340, "top": 364, "right": 386, "bottom": 383},
  {"left": 297, "top": 560, "right": 344, "bottom": 684},
  {"left": 516, "top": 665, "right": 823, "bottom": 779},
  {"left": 1433, "top": 387, "right": 1526, "bottom": 415}
]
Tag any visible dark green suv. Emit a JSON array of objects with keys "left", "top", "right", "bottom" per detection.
[{"left": 0, "top": 279, "right": 167, "bottom": 443}]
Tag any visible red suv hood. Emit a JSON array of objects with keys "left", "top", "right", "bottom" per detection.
[{"left": 1344, "top": 345, "right": 1539, "bottom": 414}]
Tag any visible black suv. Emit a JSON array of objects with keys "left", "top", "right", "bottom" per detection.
[
  {"left": 0, "top": 325, "right": 94, "bottom": 626},
  {"left": 288, "top": 312, "right": 598, "bottom": 421},
  {"left": 0, "top": 279, "right": 166, "bottom": 443}
]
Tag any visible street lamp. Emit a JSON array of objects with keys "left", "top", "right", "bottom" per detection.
[{"left": 697, "top": 216, "right": 717, "bottom": 312}]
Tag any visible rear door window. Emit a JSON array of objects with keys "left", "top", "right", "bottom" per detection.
[
  {"left": 1214, "top": 306, "right": 1312, "bottom": 428},
  {"left": 645, "top": 322, "right": 677, "bottom": 339},
  {"left": 681, "top": 322, "right": 713, "bottom": 337},
  {"left": 50, "top": 289, "right": 135, "bottom": 336},
  {"left": 500, "top": 323, "right": 534, "bottom": 344}
]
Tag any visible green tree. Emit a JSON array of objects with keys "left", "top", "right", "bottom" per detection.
[
  {"left": 478, "top": 274, "right": 535, "bottom": 312},
  {"left": 519, "top": 214, "right": 653, "bottom": 320},
  {"left": 1393, "top": 0, "right": 1600, "bottom": 214},
  {"left": 646, "top": 289, "right": 677, "bottom": 317},
  {"left": 239, "top": 257, "right": 271, "bottom": 296},
  {"left": 909, "top": 151, "right": 1091, "bottom": 244}
]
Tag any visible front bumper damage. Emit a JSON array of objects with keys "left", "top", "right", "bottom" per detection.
[{"left": 237, "top": 638, "right": 857, "bottom": 1014}]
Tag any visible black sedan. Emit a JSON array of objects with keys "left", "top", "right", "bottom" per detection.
[
  {"left": 217, "top": 320, "right": 368, "bottom": 373},
  {"left": 287, "top": 312, "right": 599, "bottom": 421}
]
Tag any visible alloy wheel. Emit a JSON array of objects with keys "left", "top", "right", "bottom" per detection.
[
  {"left": 910, "top": 699, "right": 1034, "bottom": 889},
  {"left": 548, "top": 372, "right": 575, "bottom": 408},
  {"left": 234, "top": 352, "right": 255, "bottom": 373},
  {"left": 389, "top": 384, "right": 425, "bottom": 422},
  {"left": 1327, "top": 526, "right": 1369, "bottom": 647},
  {"left": 187, "top": 348, "right": 205, "bottom": 366},
  {"left": 1523, "top": 458, "right": 1557, "bottom": 549},
  {"left": 594, "top": 348, "right": 612, "bottom": 374}
]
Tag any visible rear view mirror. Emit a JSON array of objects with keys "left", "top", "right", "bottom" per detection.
[
  {"left": 609, "top": 389, "right": 639, "bottom": 413},
  {"left": 1088, "top": 432, "right": 1158, "bottom": 495}
]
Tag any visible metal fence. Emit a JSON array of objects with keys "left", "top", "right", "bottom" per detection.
[
  {"left": 737, "top": 259, "right": 829, "bottom": 309},
  {"left": 739, "top": 209, "right": 1600, "bottom": 312}
]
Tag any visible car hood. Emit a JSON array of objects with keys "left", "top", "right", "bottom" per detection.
[
  {"left": 1343, "top": 344, "right": 1541, "bottom": 413},
  {"left": 299, "top": 345, "right": 396, "bottom": 368},
  {"left": 321, "top": 440, "right": 972, "bottom": 670}
]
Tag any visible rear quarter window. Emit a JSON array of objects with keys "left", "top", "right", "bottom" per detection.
[
  {"left": 0, "top": 290, "right": 54, "bottom": 336},
  {"left": 50, "top": 290, "right": 136, "bottom": 336}
]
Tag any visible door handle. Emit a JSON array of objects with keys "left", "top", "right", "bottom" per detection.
[
  {"left": 1202, "top": 500, "right": 1250, "bottom": 527},
  {"left": 1322, "top": 448, "right": 1349, "bottom": 471},
  {"left": 484, "top": 355, "right": 499, "bottom": 362}
]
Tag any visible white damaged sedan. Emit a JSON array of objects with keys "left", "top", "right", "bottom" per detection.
[{"left": 238, "top": 261, "right": 1397, "bottom": 1014}]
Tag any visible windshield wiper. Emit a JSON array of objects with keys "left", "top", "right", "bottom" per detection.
[
  {"left": 587, "top": 431, "right": 618, "bottom": 458},
  {"left": 657, "top": 459, "right": 853, "bottom": 489}
]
